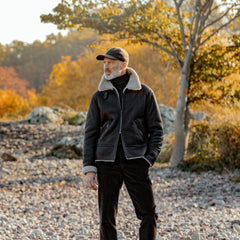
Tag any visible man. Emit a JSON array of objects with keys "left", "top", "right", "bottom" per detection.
[{"left": 82, "top": 47, "right": 163, "bottom": 240}]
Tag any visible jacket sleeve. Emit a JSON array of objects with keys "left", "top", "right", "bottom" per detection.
[
  {"left": 144, "top": 88, "right": 164, "bottom": 166},
  {"left": 82, "top": 93, "right": 100, "bottom": 175}
]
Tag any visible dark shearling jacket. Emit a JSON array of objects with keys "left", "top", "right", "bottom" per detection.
[{"left": 82, "top": 67, "right": 163, "bottom": 175}]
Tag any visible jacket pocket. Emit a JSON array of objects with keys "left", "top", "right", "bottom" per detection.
[
  {"left": 100, "top": 121, "right": 110, "bottom": 135},
  {"left": 134, "top": 118, "right": 146, "bottom": 138}
]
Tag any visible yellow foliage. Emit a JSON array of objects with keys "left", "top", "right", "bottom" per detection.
[
  {"left": 40, "top": 37, "right": 180, "bottom": 111},
  {"left": 191, "top": 73, "right": 240, "bottom": 123},
  {"left": 40, "top": 55, "right": 101, "bottom": 111},
  {"left": 0, "top": 90, "right": 39, "bottom": 120}
]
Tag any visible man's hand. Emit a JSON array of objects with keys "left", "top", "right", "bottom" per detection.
[{"left": 85, "top": 172, "right": 98, "bottom": 190}]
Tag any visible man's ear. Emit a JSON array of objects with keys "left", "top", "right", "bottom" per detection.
[{"left": 122, "top": 62, "right": 127, "bottom": 70}]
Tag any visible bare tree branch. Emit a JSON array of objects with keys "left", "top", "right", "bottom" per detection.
[
  {"left": 140, "top": 38, "right": 173, "bottom": 56},
  {"left": 189, "top": 7, "right": 197, "bottom": 36},
  {"left": 200, "top": 6, "right": 231, "bottom": 34},
  {"left": 156, "top": 30, "right": 183, "bottom": 64},
  {"left": 199, "top": 0, "right": 213, "bottom": 31},
  {"left": 140, "top": 38, "right": 182, "bottom": 69},
  {"left": 177, "top": 0, "right": 184, "bottom": 7},
  {"left": 193, "top": 0, "right": 215, "bottom": 51},
  {"left": 190, "top": 1, "right": 202, "bottom": 47},
  {"left": 211, "top": 2, "right": 240, "bottom": 13},
  {"left": 195, "top": 14, "right": 240, "bottom": 52},
  {"left": 173, "top": 0, "right": 187, "bottom": 50}
]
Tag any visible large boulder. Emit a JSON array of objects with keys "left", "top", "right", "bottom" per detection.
[
  {"left": 27, "top": 107, "right": 87, "bottom": 125},
  {"left": 190, "top": 110, "right": 209, "bottom": 122},
  {"left": 158, "top": 104, "right": 209, "bottom": 135},
  {"left": 73, "top": 112, "right": 87, "bottom": 126},
  {"left": 27, "top": 107, "right": 63, "bottom": 124},
  {"left": 159, "top": 104, "right": 175, "bottom": 135}
]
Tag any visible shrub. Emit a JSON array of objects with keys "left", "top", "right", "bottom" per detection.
[
  {"left": 0, "top": 90, "right": 39, "bottom": 120},
  {"left": 183, "top": 120, "right": 240, "bottom": 172}
]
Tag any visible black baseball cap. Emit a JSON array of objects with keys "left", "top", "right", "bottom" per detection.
[{"left": 96, "top": 47, "right": 129, "bottom": 63}]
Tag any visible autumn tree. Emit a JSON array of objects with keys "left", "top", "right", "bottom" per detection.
[
  {"left": 1, "top": 30, "right": 98, "bottom": 91},
  {"left": 0, "top": 66, "right": 38, "bottom": 118},
  {"left": 0, "top": 66, "right": 30, "bottom": 97},
  {"left": 0, "top": 90, "right": 38, "bottom": 119},
  {"left": 41, "top": 0, "right": 240, "bottom": 167},
  {"left": 40, "top": 38, "right": 180, "bottom": 110},
  {"left": 189, "top": 33, "right": 240, "bottom": 106},
  {"left": 40, "top": 55, "right": 99, "bottom": 111}
]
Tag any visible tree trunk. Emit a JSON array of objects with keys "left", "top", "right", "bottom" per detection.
[
  {"left": 170, "top": 45, "right": 193, "bottom": 168},
  {"left": 170, "top": 71, "right": 189, "bottom": 167},
  {"left": 183, "top": 104, "right": 191, "bottom": 157}
]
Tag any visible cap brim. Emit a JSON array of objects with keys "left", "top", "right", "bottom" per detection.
[{"left": 96, "top": 54, "right": 119, "bottom": 60}]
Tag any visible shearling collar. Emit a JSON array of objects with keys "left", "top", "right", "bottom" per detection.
[{"left": 98, "top": 67, "right": 142, "bottom": 92}]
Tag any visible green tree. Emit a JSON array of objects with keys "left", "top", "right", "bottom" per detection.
[{"left": 41, "top": 0, "right": 240, "bottom": 167}]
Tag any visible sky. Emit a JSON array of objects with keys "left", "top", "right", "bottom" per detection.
[{"left": 0, "top": 0, "right": 68, "bottom": 45}]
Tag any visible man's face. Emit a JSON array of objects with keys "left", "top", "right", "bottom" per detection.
[{"left": 103, "top": 57, "right": 123, "bottom": 80}]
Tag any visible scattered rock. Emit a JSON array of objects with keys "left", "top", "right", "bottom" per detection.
[
  {"left": 1, "top": 153, "right": 18, "bottom": 162},
  {"left": 75, "top": 112, "right": 87, "bottom": 125},
  {"left": 47, "top": 136, "right": 84, "bottom": 159},
  {"left": 190, "top": 110, "right": 209, "bottom": 121},
  {"left": 209, "top": 199, "right": 225, "bottom": 206},
  {"left": 29, "top": 229, "right": 44, "bottom": 239},
  {"left": 231, "top": 220, "right": 240, "bottom": 225},
  {"left": 0, "top": 117, "right": 239, "bottom": 240}
]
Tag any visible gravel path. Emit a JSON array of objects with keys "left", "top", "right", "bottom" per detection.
[{"left": 0, "top": 123, "right": 240, "bottom": 240}]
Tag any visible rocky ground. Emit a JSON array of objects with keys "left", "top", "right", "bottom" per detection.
[{"left": 0, "top": 122, "right": 240, "bottom": 240}]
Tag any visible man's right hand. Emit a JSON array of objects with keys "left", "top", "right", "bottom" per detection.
[{"left": 85, "top": 172, "right": 98, "bottom": 190}]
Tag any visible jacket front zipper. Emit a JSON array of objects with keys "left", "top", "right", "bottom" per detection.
[
  {"left": 112, "top": 88, "right": 123, "bottom": 160},
  {"left": 116, "top": 87, "right": 130, "bottom": 159}
]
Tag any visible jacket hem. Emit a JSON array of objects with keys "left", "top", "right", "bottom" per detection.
[
  {"left": 95, "top": 156, "right": 152, "bottom": 167},
  {"left": 126, "top": 156, "right": 152, "bottom": 167},
  {"left": 95, "top": 159, "right": 115, "bottom": 162}
]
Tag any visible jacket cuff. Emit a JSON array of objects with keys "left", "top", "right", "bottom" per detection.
[{"left": 82, "top": 165, "right": 97, "bottom": 175}]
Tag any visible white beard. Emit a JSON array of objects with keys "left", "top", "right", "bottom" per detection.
[{"left": 104, "top": 69, "right": 122, "bottom": 80}]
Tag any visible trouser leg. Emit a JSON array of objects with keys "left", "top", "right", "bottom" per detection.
[
  {"left": 123, "top": 159, "right": 157, "bottom": 240},
  {"left": 97, "top": 163, "right": 123, "bottom": 240}
]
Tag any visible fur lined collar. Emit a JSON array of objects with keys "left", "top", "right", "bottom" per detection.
[{"left": 98, "top": 67, "right": 142, "bottom": 92}]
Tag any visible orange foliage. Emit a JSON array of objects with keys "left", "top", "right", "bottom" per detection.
[
  {"left": 90, "top": 38, "right": 180, "bottom": 107},
  {"left": 0, "top": 66, "right": 39, "bottom": 119},
  {"left": 40, "top": 37, "right": 180, "bottom": 111},
  {"left": 0, "top": 90, "right": 39, "bottom": 119},
  {"left": 0, "top": 66, "right": 30, "bottom": 98},
  {"left": 191, "top": 73, "right": 240, "bottom": 123},
  {"left": 40, "top": 55, "right": 101, "bottom": 111}
]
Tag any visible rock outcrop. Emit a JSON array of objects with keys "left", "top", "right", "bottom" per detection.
[
  {"left": 25, "top": 105, "right": 208, "bottom": 137},
  {"left": 159, "top": 104, "right": 209, "bottom": 135},
  {"left": 159, "top": 104, "right": 176, "bottom": 135},
  {"left": 27, "top": 107, "right": 63, "bottom": 124}
]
